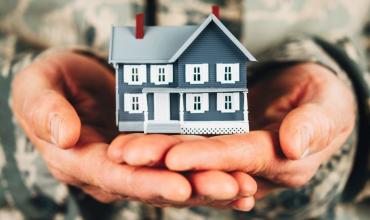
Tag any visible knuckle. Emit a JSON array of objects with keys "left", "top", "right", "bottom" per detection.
[
  {"left": 83, "top": 189, "right": 121, "bottom": 203},
  {"left": 284, "top": 173, "right": 313, "bottom": 188},
  {"left": 48, "top": 167, "right": 76, "bottom": 185},
  {"left": 91, "top": 194, "right": 119, "bottom": 203}
]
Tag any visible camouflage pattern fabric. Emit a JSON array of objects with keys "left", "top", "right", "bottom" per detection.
[{"left": 0, "top": 0, "right": 369, "bottom": 219}]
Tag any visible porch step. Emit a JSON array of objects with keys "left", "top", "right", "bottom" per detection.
[{"left": 146, "top": 121, "right": 181, "bottom": 133}]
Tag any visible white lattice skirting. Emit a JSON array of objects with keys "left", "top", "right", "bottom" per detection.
[{"left": 181, "top": 121, "right": 249, "bottom": 135}]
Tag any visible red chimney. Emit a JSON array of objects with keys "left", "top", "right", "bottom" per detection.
[
  {"left": 212, "top": 5, "right": 220, "bottom": 19},
  {"left": 136, "top": 13, "right": 144, "bottom": 39}
]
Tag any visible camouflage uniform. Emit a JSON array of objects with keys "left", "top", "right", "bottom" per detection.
[{"left": 0, "top": 0, "right": 369, "bottom": 219}]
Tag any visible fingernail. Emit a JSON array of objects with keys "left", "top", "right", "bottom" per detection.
[
  {"left": 299, "top": 127, "right": 310, "bottom": 158},
  {"left": 50, "top": 114, "right": 61, "bottom": 145}
]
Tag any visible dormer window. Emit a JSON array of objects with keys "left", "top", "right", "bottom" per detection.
[
  {"left": 150, "top": 64, "right": 173, "bottom": 85},
  {"left": 216, "top": 63, "right": 239, "bottom": 84},
  {"left": 185, "top": 64, "right": 208, "bottom": 84},
  {"left": 124, "top": 65, "right": 147, "bottom": 85}
]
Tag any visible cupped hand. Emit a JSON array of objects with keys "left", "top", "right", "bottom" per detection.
[
  {"left": 108, "top": 134, "right": 257, "bottom": 210},
  {"left": 11, "top": 51, "right": 257, "bottom": 210},
  {"left": 113, "top": 63, "right": 356, "bottom": 198}
]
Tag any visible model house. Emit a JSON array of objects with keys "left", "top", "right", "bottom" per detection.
[{"left": 109, "top": 8, "right": 256, "bottom": 134}]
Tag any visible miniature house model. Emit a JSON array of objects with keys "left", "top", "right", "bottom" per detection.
[{"left": 109, "top": 8, "right": 256, "bottom": 134}]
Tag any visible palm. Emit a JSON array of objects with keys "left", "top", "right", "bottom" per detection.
[
  {"left": 249, "top": 68, "right": 316, "bottom": 131},
  {"left": 58, "top": 56, "right": 117, "bottom": 143}
]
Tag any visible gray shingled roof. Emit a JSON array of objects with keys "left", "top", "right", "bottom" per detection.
[{"left": 109, "top": 14, "right": 256, "bottom": 64}]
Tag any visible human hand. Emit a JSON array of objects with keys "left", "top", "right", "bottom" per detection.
[
  {"left": 113, "top": 63, "right": 356, "bottom": 198},
  {"left": 11, "top": 51, "right": 191, "bottom": 204},
  {"left": 107, "top": 134, "right": 257, "bottom": 210},
  {"left": 11, "top": 51, "right": 257, "bottom": 210}
]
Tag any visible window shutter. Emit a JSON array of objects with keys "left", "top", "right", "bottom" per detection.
[
  {"left": 150, "top": 65, "right": 158, "bottom": 84},
  {"left": 202, "top": 93, "right": 209, "bottom": 112},
  {"left": 186, "top": 94, "right": 194, "bottom": 111},
  {"left": 216, "top": 64, "right": 224, "bottom": 82},
  {"left": 185, "top": 65, "right": 192, "bottom": 82},
  {"left": 139, "top": 65, "right": 147, "bottom": 84},
  {"left": 139, "top": 94, "right": 146, "bottom": 112},
  {"left": 233, "top": 93, "right": 240, "bottom": 111},
  {"left": 216, "top": 93, "right": 224, "bottom": 111},
  {"left": 124, "top": 94, "right": 132, "bottom": 112},
  {"left": 232, "top": 63, "right": 240, "bottom": 82},
  {"left": 167, "top": 64, "right": 173, "bottom": 83},
  {"left": 200, "top": 64, "right": 209, "bottom": 82},
  {"left": 123, "top": 65, "right": 131, "bottom": 83}
]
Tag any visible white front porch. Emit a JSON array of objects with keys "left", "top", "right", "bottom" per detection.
[
  {"left": 145, "top": 120, "right": 249, "bottom": 135},
  {"left": 142, "top": 88, "right": 249, "bottom": 134}
]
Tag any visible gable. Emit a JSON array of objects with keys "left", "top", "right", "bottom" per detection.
[
  {"left": 170, "top": 14, "right": 256, "bottom": 62},
  {"left": 177, "top": 21, "right": 246, "bottom": 63}
]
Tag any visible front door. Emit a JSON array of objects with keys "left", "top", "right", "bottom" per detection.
[{"left": 154, "top": 93, "right": 170, "bottom": 121}]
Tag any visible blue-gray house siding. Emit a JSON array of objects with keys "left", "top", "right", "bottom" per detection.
[{"left": 177, "top": 22, "right": 247, "bottom": 89}]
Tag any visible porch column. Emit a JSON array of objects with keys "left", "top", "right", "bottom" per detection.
[
  {"left": 243, "top": 91, "right": 248, "bottom": 122},
  {"left": 144, "top": 93, "right": 148, "bottom": 133},
  {"left": 179, "top": 93, "right": 184, "bottom": 124}
]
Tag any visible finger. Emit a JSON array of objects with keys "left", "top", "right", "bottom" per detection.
[
  {"left": 36, "top": 131, "right": 193, "bottom": 204},
  {"left": 96, "top": 165, "right": 192, "bottom": 203},
  {"left": 188, "top": 170, "right": 239, "bottom": 201},
  {"left": 231, "top": 172, "right": 257, "bottom": 197},
  {"left": 107, "top": 133, "right": 145, "bottom": 163},
  {"left": 108, "top": 134, "right": 205, "bottom": 166},
  {"left": 19, "top": 89, "right": 80, "bottom": 148},
  {"left": 108, "top": 134, "right": 180, "bottom": 166},
  {"left": 80, "top": 144, "right": 192, "bottom": 202},
  {"left": 279, "top": 65, "right": 356, "bottom": 159},
  {"left": 82, "top": 185, "right": 126, "bottom": 203},
  {"left": 231, "top": 196, "right": 255, "bottom": 212},
  {"left": 280, "top": 103, "right": 355, "bottom": 160},
  {"left": 165, "top": 131, "right": 279, "bottom": 174},
  {"left": 12, "top": 65, "right": 80, "bottom": 149}
]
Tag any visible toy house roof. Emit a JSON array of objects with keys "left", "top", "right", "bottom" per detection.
[{"left": 109, "top": 14, "right": 256, "bottom": 64}]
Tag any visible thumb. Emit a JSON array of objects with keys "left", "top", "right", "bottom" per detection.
[
  {"left": 24, "top": 90, "right": 81, "bottom": 148},
  {"left": 279, "top": 103, "right": 337, "bottom": 160}
]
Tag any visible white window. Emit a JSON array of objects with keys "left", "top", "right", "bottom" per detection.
[
  {"left": 185, "top": 64, "right": 208, "bottom": 84},
  {"left": 224, "top": 95, "right": 232, "bottom": 110},
  {"left": 124, "top": 94, "right": 146, "bottom": 113},
  {"left": 123, "top": 65, "right": 147, "bottom": 85},
  {"left": 217, "top": 93, "right": 240, "bottom": 113},
  {"left": 193, "top": 95, "right": 201, "bottom": 111},
  {"left": 150, "top": 64, "right": 173, "bottom": 85},
  {"left": 159, "top": 67, "right": 165, "bottom": 82},
  {"left": 186, "top": 93, "right": 209, "bottom": 113},
  {"left": 216, "top": 63, "right": 239, "bottom": 84}
]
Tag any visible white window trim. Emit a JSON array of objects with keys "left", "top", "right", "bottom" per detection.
[
  {"left": 185, "top": 64, "right": 209, "bottom": 84},
  {"left": 123, "top": 65, "right": 147, "bottom": 85},
  {"left": 217, "top": 92, "right": 240, "bottom": 113},
  {"left": 216, "top": 63, "right": 240, "bottom": 84},
  {"left": 150, "top": 64, "right": 173, "bottom": 85},
  {"left": 124, "top": 93, "right": 146, "bottom": 113},
  {"left": 186, "top": 93, "right": 209, "bottom": 113}
]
